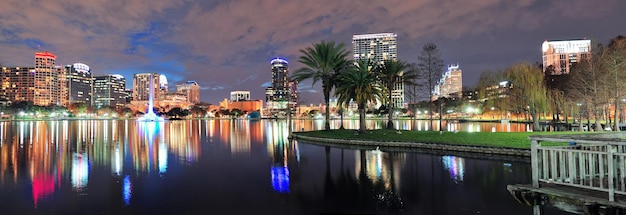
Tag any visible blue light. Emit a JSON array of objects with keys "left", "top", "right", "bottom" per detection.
[
  {"left": 123, "top": 175, "right": 132, "bottom": 206},
  {"left": 271, "top": 166, "right": 290, "bottom": 193},
  {"left": 270, "top": 57, "right": 288, "bottom": 65}
]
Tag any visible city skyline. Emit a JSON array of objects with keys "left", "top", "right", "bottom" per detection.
[{"left": 0, "top": 0, "right": 624, "bottom": 104}]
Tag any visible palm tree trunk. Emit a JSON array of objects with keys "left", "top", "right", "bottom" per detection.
[
  {"left": 387, "top": 93, "right": 393, "bottom": 129},
  {"left": 359, "top": 106, "right": 366, "bottom": 133}
]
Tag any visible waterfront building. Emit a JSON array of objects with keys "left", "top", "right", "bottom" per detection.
[
  {"left": 133, "top": 73, "right": 161, "bottom": 102},
  {"left": 220, "top": 98, "right": 263, "bottom": 114},
  {"left": 66, "top": 63, "right": 92, "bottom": 106},
  {"left": 230, "top": 91, "right": 251, "bottom": 102},
  {"left": 93, "top": 74, "right": 127, "bottom": 109},
  {"left": 33, "top": 52, "right": 61, "bottom": 106},
  {"left": 352, "top": 33, "right": 404, "bottom": 108},
  {"left": 176, "top": 81, "right": 201, "bottom": 104},
  {"left": 265, "top": 58, "right": 296, "bottom": 117},
  {"left": 433, "top": 64, "right": 463, "bottom": 99},
  {"left": 159, "top": 74, "right": 168, "bottom": 97},
  {"left": 1, "top": 66, "right": 35, "bottom": 102},
  {"left": 542, "top": 39, "right": 591, "bottom": 75}
]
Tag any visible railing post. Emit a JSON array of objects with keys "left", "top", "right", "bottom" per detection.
[
  {"left": 608, "top": 144, "right": 615, "bottom": 202},
  {"left": 531, "top": 139, "right": 539, "bottom": 188}
]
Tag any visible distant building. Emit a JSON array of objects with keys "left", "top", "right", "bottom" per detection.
[
  {"left": 542, "top": 39, "right": 591, "bottom": 75},
  {"left": 133, "top": 73, "right": 161, "bottom": 101},
  {"left": 433, "top": 64, "right": 463, "bottom": 99},
  {"left": 176, "top": 81, "right": 201, "bottom": 104},
  {"left": 220, "top": 98, "right": 263, "bottom": 113},
  {"left": 1, "top": 66, "right": 35, "bottom": 103},
  {"left": 230, "top": 91, "right": 250, "bottom": 102},
  {"left": 66, "top": 63, "right": 93, "bottom": 106},
  {"left": 266, "top": 58, "right": 297, "bottom": 117},
  {"left": 93, "top": 74, "right": 127, "bottom": 108},
  {"left": 352, "top": 33, "right": 403, "bottom": 108},
  {"left": 159, "top": 74, "right": 168, "bottom": 97},
  {"left": 33, "top": 52, "right": 61, "bottom": 106}
]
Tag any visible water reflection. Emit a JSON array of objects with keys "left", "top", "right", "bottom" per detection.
[{"left": 0, "top": 119, "right": 572, "bottom": 214}]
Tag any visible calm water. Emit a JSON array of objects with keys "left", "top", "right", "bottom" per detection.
[{"left": 0, "top": 119, "right": 571, "bottom": 215}]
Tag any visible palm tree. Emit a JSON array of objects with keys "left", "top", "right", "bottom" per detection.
[
  {"left": 335, "top": 59, "right": 383, "bottom": 133},
  {"left": 293, "top": 41, "right": 350, "bottom": 131},
  {"left": 377, "top": 60, "right": 415, "bottom": 129}
]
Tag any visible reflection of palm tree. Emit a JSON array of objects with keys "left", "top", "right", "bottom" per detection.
[
  {"left": 292, "top": 41, "right": 350, "bottom": 131},
  {"left": 335, "top": 59, "right": 383, "bottom": 133}
]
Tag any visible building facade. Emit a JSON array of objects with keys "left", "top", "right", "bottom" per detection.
[
  {"left": 265, "top": 58, "right": 297, "bottom": 117},
  {"left": 1, "top": 66, "right": 35, "bottom": 103},
  {"left": 176, "top": 81, "right": 201, "bottom": 104},
  {"left": 133, "top": 73, "right": 161, "bottom": 101},
  {"left": 352, "top": 33, "right": 404, "bottom": 108},
  {"left": 66, "top": 63, "right": 92, "bottom": 106},
  {"left": 542, "top": 39, "right": 591, "bottom": 75},
  {"left": 33, "top": 52, "right": 60, "bottom": 106},
  {"left": 230, "top": 91, "right": 250, "bottom": 102},
  {"left": 93, "top": 74, "right": 127, "bottom": 108},
  {"left": 433, "top": 64, "right": 463, "bottom": 99}
]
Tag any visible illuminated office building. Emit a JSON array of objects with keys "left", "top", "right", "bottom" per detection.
[
  {"left": 266, "top": 58, "right": 297, "bottom": 116},
  {"left": 1, "top": 66, "right": 35, "bottom": 102},
  {"left": 66, "top": 63, "right": 93, "bottom": 106},
  {"left": 352, "top": 33, "right": 404, "bottom": 108},
  {"left": 34, "top": 52, "right": 61, "bottom": 106},
  {"left": 93, "top": 74, "right": 127, "bottom": 108},
  {"left": 133, "top": 73, "right": 161, "bottom": 101},
  {"left": 542, "top": 39, "right": 591, "bottom": 75},
  {"left": 176, "top": 81, "right": 201, "bottom": 104},
  {"left": 433, "top": 64, "right": 463, "bottom": 99},
  {"left": 230, "top": 91, "right": 250, "bottom": 102}
]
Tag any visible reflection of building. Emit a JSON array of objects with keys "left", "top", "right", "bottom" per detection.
[
  {"left": 66, "top": 63, "right": 93, "bottom": 106},
  {"left": 433, "top": 64, "right": 463, "bottom": 99},
  {"left": 355, "top": 149, "right": 405, "bottom": 192},
  {"left": 542, "top": 39, "right": 591, "bottom": 75},
  {"left": 442, "top": 156, "right": 465, "bottom": 182},
  {"left": 352, "top": 33, "right": 403, "bottom": 108},
  {"left": 93, "top": 74, "right": 127, "bottom": 108}
]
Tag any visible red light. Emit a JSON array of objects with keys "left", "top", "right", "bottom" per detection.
[{"left": 35, "top": 52, "right": 57, "bottom": 60}]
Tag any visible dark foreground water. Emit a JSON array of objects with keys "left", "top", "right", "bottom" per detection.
[{"left": 0, "top": 119, "right": 571, "bottom": 214}]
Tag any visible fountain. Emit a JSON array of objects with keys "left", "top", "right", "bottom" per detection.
[{"left": 138, "top": 75, "right": 164, "bottom": 122}]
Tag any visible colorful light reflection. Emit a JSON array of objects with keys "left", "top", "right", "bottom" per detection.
[
  {"left": 123, "top": 175, "right": 132, "bottom": 206},
  {"left": 271, "top": 166, "right": 290, "bottom": 193},
  {"left": 442, "top": 156, "right": 465, "bottom": 182}
]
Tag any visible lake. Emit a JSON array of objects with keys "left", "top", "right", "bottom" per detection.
[{"left": 0, "top": 119, "right": 571, "bottom": 214}]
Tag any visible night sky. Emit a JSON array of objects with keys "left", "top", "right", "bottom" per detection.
[{"left": 0, "top": 0, "right": 624, "bottom": 104}]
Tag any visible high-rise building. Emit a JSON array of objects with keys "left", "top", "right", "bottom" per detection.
[
  {"left": 1, "top": 66, "right": 35, "bottom": 102},
  {"left": 176, "top": 81, "right": 201, "bottom": 104},
  {"left": 93, "top": 74, "right": 127, "bottom": 108},
  {"left": 159, "top": 74, "right": 168, "bottom": 97},
  {"left": 352, "top": 33, "right": 403, "bottom": 108},
  {"left": 33, "top": 52, "right": 60, "bottom": 106},
  {"left": 433, "top": 64, "right": 463, "bottom": 99},
  {"left": 133, "top": 73, "right": 161, "bottom": 101},
  {"left": 265, "top": 58, "right": 296, "bottom": 116},
  {"left": 542, "top": 39, "right": 591, "bottom": 75},
  {"left": 66, "top": 63, "right": 92, "bottom": 106}
]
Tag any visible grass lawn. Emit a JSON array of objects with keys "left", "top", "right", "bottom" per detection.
[{"left": 295, "top": 129, "right": 590, "bottom": 149}]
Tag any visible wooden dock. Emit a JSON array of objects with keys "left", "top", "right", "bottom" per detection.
[{"left": 509, "top": 133, "right": 626, "bottom": 214}]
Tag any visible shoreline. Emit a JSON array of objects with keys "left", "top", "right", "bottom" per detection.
[{"left": 290, "top": 132, "right": 531, "bottom": 157}]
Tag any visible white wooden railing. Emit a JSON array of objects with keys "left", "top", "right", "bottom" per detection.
[{"left": 530, "top": 134, "right": 626, "bottom": 202}]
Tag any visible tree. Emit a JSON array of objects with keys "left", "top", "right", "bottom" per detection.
[
  {"left": 416, "top": 43, "right": 444, "bottom": 128},
  {"left": 335, "top": 59, "right": 383, "bottom": 133},
  {"left": 293, "top": 40, "right": 350, "bottom": 131},
  {"left": 505, "top": 63, "right": 548, "bottom": 131},
  {"left": 377, "top": 60, "right": 415, "bottom": 129},
  {"left": 604, "top": 36, "right": 626, "bottom": 131}
]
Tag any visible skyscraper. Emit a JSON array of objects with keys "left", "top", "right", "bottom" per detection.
[
  {"left": 93, "top": 74, "right": 126, "bottom": 108},
  {"left": 1, "top": 66, "right": 35, "bottom": 102},
  {"left": 176, "top": 81, "right": 201, "bottom": 104},
  {"left": 133, "top": 73, "right": 161, "bottom": 101},
  {"left": 33, "top": 52, "right": 59, "bottom": 106},
  {"left": 66, "top": 63, "right": 93, "bottom": 106},
  {"left": 352, "top": 33, "right": 403, "bottom": 108},
  {"left": 433, "top": 64, "right": 463, "bottom": 99},
  {"left": 265, "top": 58, "right": 295, "bottom": 116},
  {"left": 542, "top": 39, "right": 591, "bottom": 75}
]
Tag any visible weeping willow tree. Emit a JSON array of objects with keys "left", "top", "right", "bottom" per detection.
[{"left": 505, "top": 63, "right": 548, "bottom": 131}]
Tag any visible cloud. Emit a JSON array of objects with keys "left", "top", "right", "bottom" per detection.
[{"left": 0, "top": 0, "right": 623, "bottom": 104}]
